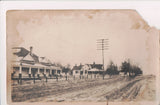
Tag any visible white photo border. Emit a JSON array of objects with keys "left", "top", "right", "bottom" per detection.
[{"left": 0, "top": 1, "right": 160, "bottom": 105}]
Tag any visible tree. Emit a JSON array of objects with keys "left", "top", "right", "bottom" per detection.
[
  {"left": 106, "top": 61, "right": 119, "bottom": 77},
  {"left": 120, "top": 60, "right": 131, "bottom": 76},
  {"left": 62, "top": 64, "right": 71, "bottom": 74},
  {"left": 130, "top": 65, "right": 142, "bottom": 76},
  {"left": 120, "top": 60, "right": 143, "bottom": 77}
]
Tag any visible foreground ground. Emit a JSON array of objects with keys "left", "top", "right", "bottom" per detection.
[{"left": 12, "top": 75, "right": 156, "bottom": 102}]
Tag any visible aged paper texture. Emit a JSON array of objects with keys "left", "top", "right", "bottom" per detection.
[{"left": 6, "top": 10, "right": 159, "bottom": 105}]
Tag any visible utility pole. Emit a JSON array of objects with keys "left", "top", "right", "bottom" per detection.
[{"left": 97, "top": 39, "right": 109, "bottom": 80}]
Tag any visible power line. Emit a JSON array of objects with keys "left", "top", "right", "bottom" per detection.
[{"left": 97, "top": 38, "right": 109, "bottom": 80}]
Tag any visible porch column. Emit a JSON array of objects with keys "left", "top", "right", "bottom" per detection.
[
  {"left": 44, "top": 68, "right": 46, "bottom": 74},
  {"left": 29, "top": 67, "right": 31, "bottom": 74},
  {"left": 38, "top": 68, "right": 40, "bottom": 74},
  {"left": 49, "top": 69, "right": 51, "bottom": 77},
  {"left": 44, "top": 68, "right": 46, "bottom": 78},
  {"left": 19, "top": 65, "right": 22, "bottom": 84},
  {"left": 55, "top": 69, "right": 57, "bottom": 74},
  {"left": 37, "top": 68, "right": 40, "bottom": 77},
  {"left": 91, "top": 72, "right": 92, "bottom": 79},
  {"left": 87, "top": 71, "right": 88, "bottom": 79},
  {"left": 49, "top": 69, "right": 51, "bottom": 74},
  {"left": 29, "top": 67, "right": 31, "bottom": 78},
  {"left": 51, "top": 69, "right": 53, "bottom": 75},
  {"left": 19, "top": 65, "right": 22, "bottom": 74}
]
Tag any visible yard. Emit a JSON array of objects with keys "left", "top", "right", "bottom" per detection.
[{"left": 11, "top": 75, "right": 156, "bottom": 102}]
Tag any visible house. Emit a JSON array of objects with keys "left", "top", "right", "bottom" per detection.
[
  {"left": 39, "top": 57, "right": 62, "bottom": 77},
  {"left": 72, "top": 64, "right": 89, "bottom": 76},
  {"left": 72, "top": 62, "right": 104, "bottom": 76},
  {"left": 87, "top": 62, "right": 104, "bottom": 74},
  {"left": 12, "top": 46, "right": 62, "bottom": 79}
]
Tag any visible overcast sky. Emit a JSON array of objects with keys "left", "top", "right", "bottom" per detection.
[{"left": 7, "top": 10, "right": 159, "bottom": 75}]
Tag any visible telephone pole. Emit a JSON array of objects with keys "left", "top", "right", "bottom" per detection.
[{"left": 97, "top": 39, "right": 109, "bottom": 80}]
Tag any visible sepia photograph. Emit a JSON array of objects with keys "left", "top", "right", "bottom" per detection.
[{"left": 6, "top": 9, "right": 159, "bottom": 105}]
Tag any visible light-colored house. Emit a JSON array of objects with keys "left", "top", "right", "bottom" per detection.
[
  {"left": 87, "top": 62, "right": 103, "bottom": 74},
  {"left": 12, "top": 46, "right": 62, "bottom": 78},
  {"left": 39, "top": 57, "right": 62, "bottom": 77},
  {"left": 72, "top": 64, "right": 89, "bottom": 76},
  {"left": 72, "top": 62, "right": 104, "bottom": 76}
]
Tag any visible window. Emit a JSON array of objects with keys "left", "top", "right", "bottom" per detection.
[
  {"left": 85, "top": 70, "right": 87, "bottom": 74},
  {"left": 57, "top": 70, "right": 60, "bottom": 74},
  {"left": 80, "top": 71, "right": 83, "bottom": 75}
]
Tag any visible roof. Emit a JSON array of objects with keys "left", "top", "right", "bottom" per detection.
[
  {"left": 12, "top": 47, "right": 61, "bottom": 70},
  {"left": 89, "top": 68, "right": 100, "bottom": 72},
  {"left": 20, "top": 53, "right": 39, "bottom": 64},
  {"left": 87, "top": 64, "right": 103, "bottom": 70},
  {"left": 13, "top": 47, "right": 39, "bottom": 63},
  {"left": 39, "top": 57, "right": 52, "bottom": 66},
  {"left": 72, "top": 65, "right": 83, "bottom": 70},
  {"left": 12, "top": 62, "right": 62, "bottom": 70},
  {"left": 13, "top": 47, "right": 29, "bottom": 57}
]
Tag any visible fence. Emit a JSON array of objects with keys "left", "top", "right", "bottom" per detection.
[{"left": 11, "top": 73, "right": 107, "bottom": 85}]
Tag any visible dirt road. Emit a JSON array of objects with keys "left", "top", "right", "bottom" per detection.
[{"left": 12, "top": 75, "right": 156, "bottom": 102}]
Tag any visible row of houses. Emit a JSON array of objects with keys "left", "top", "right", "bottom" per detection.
[
  {"left": 12, "top": 46, "right": 62, "bottom": 78},
  {"left": 11, "top": 46, "right": 104, "bottom": 79}
]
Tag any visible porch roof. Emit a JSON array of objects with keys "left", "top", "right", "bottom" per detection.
[{"left": 12, "top": 62, "right": 61, "bottom": 70}]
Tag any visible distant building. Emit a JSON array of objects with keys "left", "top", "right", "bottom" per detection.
[
  {"left": 87, "top": 62, "right": 103, "bottom": 74},
  {"left": 12, "top": 46, "right": 62, "bottom": 79},
  {"left": 72, "top": 64, "right": 89, "bottom": 76},
  {"left": 72, "top": 62, "right": 104, "bottom": 76}
]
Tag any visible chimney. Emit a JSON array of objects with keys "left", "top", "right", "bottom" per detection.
[
  {"left": 93, "top": 62, "right": 95, "bottom": 65},
  {"left": 30, "top": 46, "right": 33, "bottom": 55}
]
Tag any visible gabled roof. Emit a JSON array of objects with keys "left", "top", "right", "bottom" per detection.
[
  {"left": 72, "top": 65, "right": 83, "bottom": 70},
  {"left": 13, "top": 47, "right": 29, "bottom": 57},
  {"left": 39, "top": 57, "right": 52, "bottom": 66},
  {"left": 13, "top": 47, "right": 39, "bottom": 64},
  {"left": 21, "top": 53, "right": 39, "bottom": 63},
  {"left": 86, "top": 63, "right": 103, "bottom": 70},
  {"left": 91, "top": 64, "right": 103, "bottom": 69},
  {"left": 22, "top": 53, "right": 35, "bottom": 61},
  {"left": 12, "top": 47, "right": 59, "bottom": 68}
]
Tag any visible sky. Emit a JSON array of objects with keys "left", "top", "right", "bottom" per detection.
[{"left": 7, "top": 10, "right": 159, "bottom": 75}]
